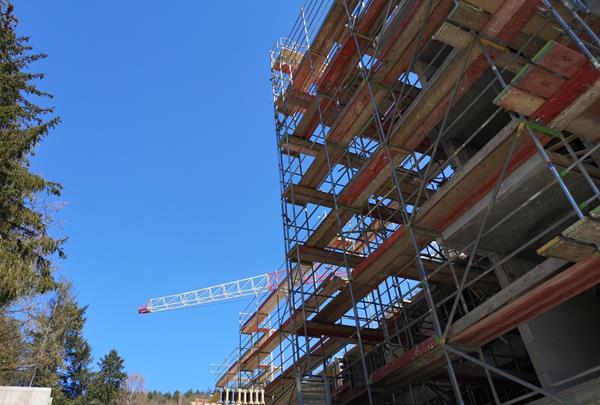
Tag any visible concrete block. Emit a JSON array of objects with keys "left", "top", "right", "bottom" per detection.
[{"left": 0, "top": 386, "right": 52, "bottom": 405}]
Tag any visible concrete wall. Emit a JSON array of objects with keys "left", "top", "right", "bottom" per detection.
[
  {"left": 520, "top": 289, "right": 600, "bottom": 387},
  {"left": 494, "top": 258, "right": 600, "bottom": 387},
  {"left": 0, "top": 386, "right": 52, "bottom": 405}
]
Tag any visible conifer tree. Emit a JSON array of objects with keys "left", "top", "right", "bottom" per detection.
[
  {"left": 88, "top": 350, "right": 127, "bottom": 404},
  {"left": 0, "top": 1, "right": 64, "bottom": 306},
  {"left": 27, "top": 283, "right": 92, "bottom": 404}
]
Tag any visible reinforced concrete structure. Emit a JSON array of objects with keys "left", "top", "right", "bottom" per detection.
[{"left": 215, "top": 1, "right": 600, "bottom": 404}]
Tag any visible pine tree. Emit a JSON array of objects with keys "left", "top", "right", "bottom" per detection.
[
  {"left": 88, "top": 349, "right": 127, "bottom": 404},
  {"left": 0, "top": 1, "right": 64, "bottom": 307}
]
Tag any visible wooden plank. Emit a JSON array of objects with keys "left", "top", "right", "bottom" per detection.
[
  {"left": 434, "top": 22, "right": 529, "bottom": 73},
  {"left": 562, "top": 217, "right": 600, "bottom": 245},
  {"left": 433, "top": 22, "right": 473, "bottom": 50},
  {"left": 279, "top": 135, "right": 322, "bottom": 157},
  {"left": 449, "top": 1, "right": 487, "bottom": 32},
  {"left": 532, "top": 62, "right": 600, "bottom": 123},
  {"left": 369, "top": 336, "right": 441, "bottom": 385},
  {"left": 289, "top": 244, "right": 364, "bottom": 268},
  {"left": 452, "top": 253, "right": 600, "bottom": 346},
  {"left": 532, "top": 40, "right": 588, "bottom": 78},
  {"left": 283, "top": 184, "right": 336, "bottom": 208},
  {"left": 565, "top": 115, "right": 600, "bottom": 143},
  {"left": 537, "top": 236, "right": 596, "bottom": 262},
  {"left": 452, "top": 0, "right": 551, "bottom": 44},
  {"left": 495, "top": 84, "right": 600, "bottom": 142},
  {"left": 279, "top": 136, "right": 365, "bottom": 168},
  {"left": 449, "top": 257, "right": 567, "bottom": 336},
  {"left": 485, "top": 0, "right": 532, "bottom": 38},
  {"left": 283, "top": 183, "right": 406, "bottom": 223},
  {"left": 551, "top": 76, "right": 600, "bottom": 136},
  {"left": 300, "top": 321, "right": 385, "bottom": 343},
  {"left": 275, "top": 88, "right": 313, "bottom": 112},
  {"left": 492, "top": 0, "right": 543, "bottom": 43},
  {"left": 522, "top": 14, "right": 561, "bottom": 42},
  {"left": 495, "top": 85, "right": 544, "bottom": 115},
  {"left": 511, "top": 64, "right": 565, "bottom": 99},
  {"left": 495, "top": 48, "right": 529, "bottom": 73},
  {"left": 451, "top": 1, "right": 558, "bottom": 55}
]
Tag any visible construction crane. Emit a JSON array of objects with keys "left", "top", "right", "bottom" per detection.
[{"left": 137, "top": 270, "right": 285, "bottom": 314}]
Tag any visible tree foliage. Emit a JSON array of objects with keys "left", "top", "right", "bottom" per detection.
[
  {"left": 0, "top": 1, "right": 64, "bottom": 307},
  {"left": 0, "top": 283, "right": 93, "bottom": 404},
  {"left": 0, "top": 309, "right": 27, "bottom": 384},
  {"left": 88, "top": 350, "right": 127, "bottom": 404},
  {"left": 26, "top": 283, "right": 92, "bottom": 404}
]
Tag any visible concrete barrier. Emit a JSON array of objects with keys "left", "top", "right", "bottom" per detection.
[{"left": 0, "top": 386, "right": 52, "bottom": 405}]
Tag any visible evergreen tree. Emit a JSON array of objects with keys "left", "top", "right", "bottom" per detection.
[
  {"left": 59, "top": 294, "right": 92, "bottom": 401},
  {"left": 27, "top": 283, "right": 92, "bottom": 404},
  {"left": 0, "top": 1, "right": 64, "bottom": 307},
  {"left": 88, "top": 349, "right": 127, "bottom": 404}
]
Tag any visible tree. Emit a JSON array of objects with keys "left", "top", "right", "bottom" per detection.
[
  {"left": 88, "top": 349, "right": 127, "bottom": 404},
  {"left": 26, "top": 283, "right": 92, "bottom": 404},
  {"left": 0, "top": 309, "right": 27, "bottom": 385},
  {"left": 121, "top": 373, "right": 145, "bottom": 405},
  {"left": 0, "top": 1, "right": 64, "bottom": 307},
  {"left": 59, "top": 289, "right": 92, "bottom": 402}
]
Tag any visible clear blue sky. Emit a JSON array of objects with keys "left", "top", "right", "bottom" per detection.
[{"left": 14, "top": 1, "right": 302, "bottom": 393}]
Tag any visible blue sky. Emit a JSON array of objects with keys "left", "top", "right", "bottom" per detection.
[{"left": 14, "top": 1, "right": 302, "bottom": 392}]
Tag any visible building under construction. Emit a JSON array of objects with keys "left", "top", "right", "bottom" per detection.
[{"left": 215, "top": 0, "right": 600, "bottom": 404}]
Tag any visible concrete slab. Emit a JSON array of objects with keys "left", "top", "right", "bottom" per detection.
[{"left": 442, "top": 152, "right": 599, "bottom": 260}]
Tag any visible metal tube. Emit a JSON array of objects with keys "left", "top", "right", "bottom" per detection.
[
  {"left": 543, "top": 0, "right": 599, "bottom": 69},
  {"left": 445, "top": 345, "right": 572, "bottom": 404}
]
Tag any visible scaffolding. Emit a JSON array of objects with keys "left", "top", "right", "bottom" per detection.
[{"left": 216, "top": 1, "right": 600, "bottom": 404}]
